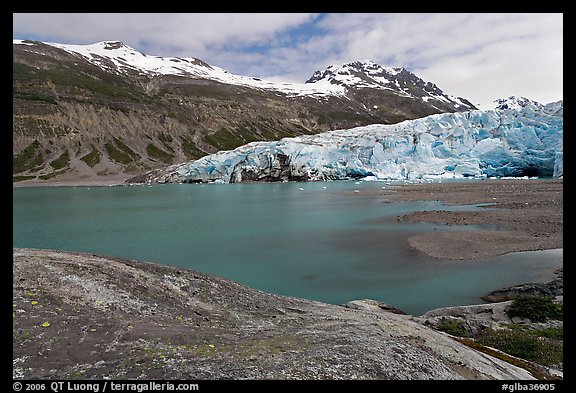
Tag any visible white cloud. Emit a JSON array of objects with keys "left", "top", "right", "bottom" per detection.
[
  {"left": 13, "top": 13, "right": 317, "bottom": 57},
  {"left": 13, "top": 13, "right": 562, "bottom": 109}
]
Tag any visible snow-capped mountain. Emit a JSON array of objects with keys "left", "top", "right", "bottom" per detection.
[
  {"left": 13, "top": 39, "right": 478, "bottom": 182},
  {"left": 306, "top": 60, "right": 475, "bottom": 111},
  {"left": 494, "top": 96, "right": 563, "bottom": 116},
  {"left": 493, "top": 96, "right": 543, "bottom": 111},
  {"left": 151, "top": 100, "right": 563, "bottom": 184},
  {"left": 13, "top": 39, "right": 475, "bottom": 108},
  {"left": 14, "top": 39, "right": 345, "bottom": 99}
]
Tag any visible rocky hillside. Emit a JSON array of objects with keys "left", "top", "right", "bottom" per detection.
[
  {"left": 13, "top": 248, "right": 534, "bottom": 380},
  {"left": 13, "top": 40, "right": 475, "bottom": 183}
]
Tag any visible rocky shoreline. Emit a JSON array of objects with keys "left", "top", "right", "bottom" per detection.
[
  {"left": 418, "top": 268, "right": 563, "bottom": 378},
  {"left": 14, "top": 248, "right": 543, "bottom": 380},
  {"left": 481, "top": 268, "right": 563, "bottom": 302},
  {"left": 12, "top": 173, "right": 134, "bottom": 187}
]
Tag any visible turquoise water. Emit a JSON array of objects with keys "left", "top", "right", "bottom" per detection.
[{"left": 12, "top": 180, "right": 562, "bottom": 315}]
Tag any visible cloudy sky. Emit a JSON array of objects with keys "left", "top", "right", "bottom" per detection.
[{"left": 13, "top": 13, "right": 562, "bottom": 109}]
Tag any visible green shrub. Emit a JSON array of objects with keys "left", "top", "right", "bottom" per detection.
[
  {"left": 436, "top": 318, "right": 469, "bottom": 337},
  {"left": 476, "top": 328, "right": 562, "bottom": 366},
  {"left": 534, "top": 327, "right": 563, "bottom": 340},
  {"left": 506, "top": 296, "right": 563, "bottom": 322}
]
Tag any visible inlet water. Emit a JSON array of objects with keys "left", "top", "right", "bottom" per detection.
[{"left": 12, "top": 181, "right": 562, "bottom": 315}]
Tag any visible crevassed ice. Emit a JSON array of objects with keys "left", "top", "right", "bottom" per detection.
[{"left": 158, "top": 101, "right": 563, "bottom": 183}]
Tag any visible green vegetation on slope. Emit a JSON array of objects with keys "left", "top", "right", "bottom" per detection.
[
  {"left": 436, "top": 319, "right": 469, "bottom": 337},
  {"left": 13, "top": 175, "right": 37, "bottom": 182},
  {"left": 104, "top": 137, "right": 140, "bottom": 164},
  {"left": 13, "top": 116, "right": 71, "bottom": 138},
  {"left": 476, "top": 327, "right": 563, "bottom": 367},
  {"left": 179, "top": 136, "right": 207, "bottom": 160},
  {"left": 13, "top": 91, "right": 57, "bottom": 105},
  {"left": 203, "top": 127, "right": 264, "bottom": 151},
  {"left": 13, "top": 140, "right": 44, "bottom": 174},
  {"left": 80, "top": 146, "right": 101, "bottom": 167},
  {"left": 506, "top": 296, "right": 563, "bottom": 323},
  {"left": 13, "top": 62, "right": 147, "bottom": 103},
  {"left": 49, "top": 150, "right": 70, "bottom": 170},
  {"left": 146, "top": 144, "right": 175, "bottom": 163},
  {"left": 454, "top": 337, "right": 557, "bottom": 380},
  {"left": 204, "top": 127, "right": 247, "bottom": 151}
]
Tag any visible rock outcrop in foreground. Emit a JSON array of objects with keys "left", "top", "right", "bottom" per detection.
[{"left": 13, "top": 248, "right": 534, "bottom": 380}]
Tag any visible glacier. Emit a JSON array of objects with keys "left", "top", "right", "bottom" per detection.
[{"left": 156, "top": 100, "right": 563, "bottom": 184}]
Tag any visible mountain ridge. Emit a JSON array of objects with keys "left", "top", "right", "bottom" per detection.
[
  {"left": 14, "top": 39, "right": 476, "bottom": 183},
  {"left": 14, "top": 39, "right": 476, "bottom": 108},
  {"left": 305, "top": 60, "right": 474, "bottom": 110}
]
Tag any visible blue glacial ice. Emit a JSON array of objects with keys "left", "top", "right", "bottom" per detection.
[{"left": 157, "top": 100, "right": 563, "bottom": 183}]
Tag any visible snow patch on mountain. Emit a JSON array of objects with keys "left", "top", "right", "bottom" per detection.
[
  {"left": 493, "top": 96, "right": 543, "bottom": 111},
  {"left": 155, "top": 101, "right": 563, "bottom": 183},
  {"left": 13, "top": 39, "right": 35, "bottom": 46}
]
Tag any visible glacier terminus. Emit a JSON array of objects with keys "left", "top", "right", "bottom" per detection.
[{"left": 153, "top": 99, "right": 563, "bottom": 184}]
